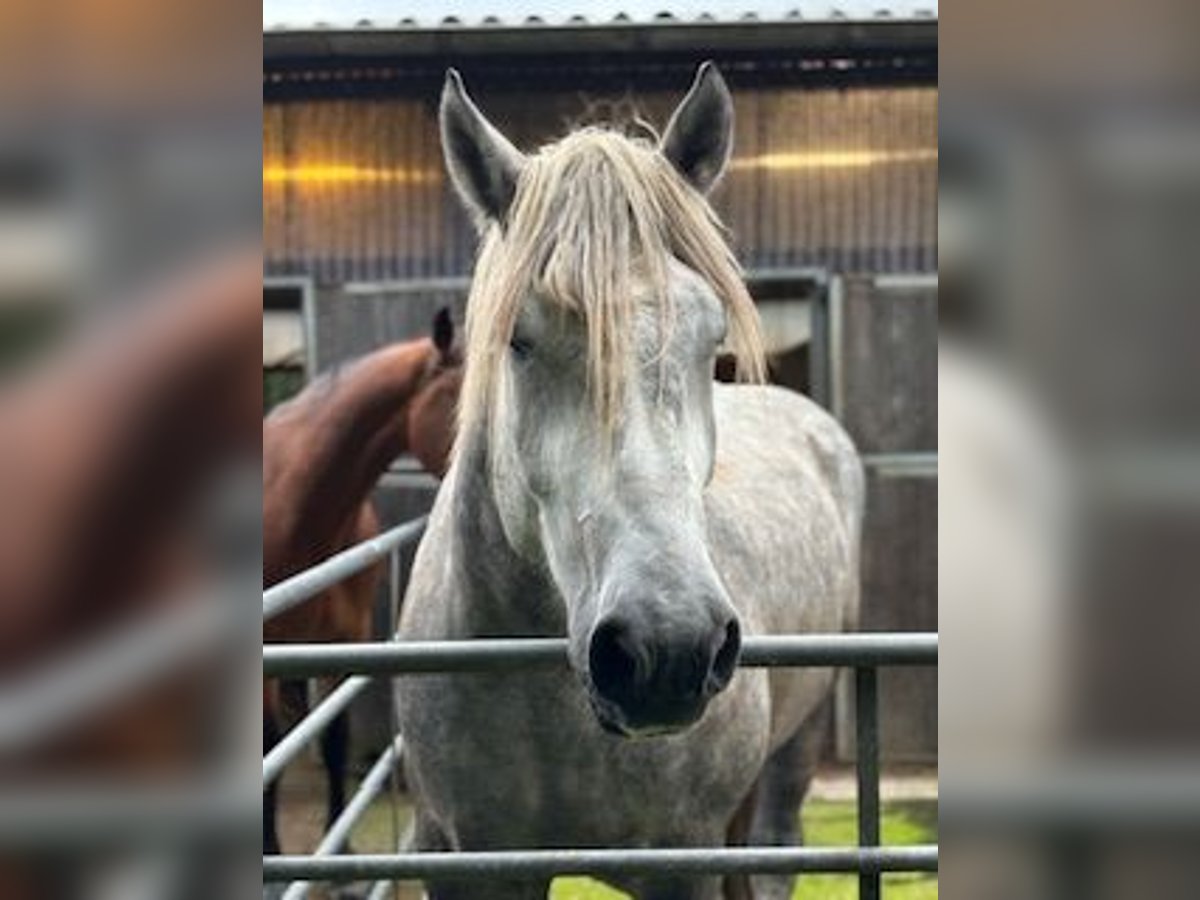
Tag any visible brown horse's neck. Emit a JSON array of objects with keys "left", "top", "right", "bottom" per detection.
[
  {"left": 318, "top": 340, "right": 435, "bottom": 467},
  {"left": 263, "top": 339, "right": 436, "bottom": 579}
]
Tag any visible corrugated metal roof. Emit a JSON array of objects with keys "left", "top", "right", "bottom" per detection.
[{"left": 263, "top": 1, "right": 937, "bottom": 32}]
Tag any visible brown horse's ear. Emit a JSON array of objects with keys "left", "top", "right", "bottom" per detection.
[
  {"left": 659, "top": 62, "right": 734, "bottom": 195},
  {"left": 432, "top": 307, "right": 454, "bottom": 359},
  {"left": 440, "top": 69, "right": 527, "bottom": 228}
]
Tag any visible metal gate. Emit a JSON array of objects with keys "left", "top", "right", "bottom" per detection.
[{"left": 262, "top": 516, "right": 938, "bottom": 899}]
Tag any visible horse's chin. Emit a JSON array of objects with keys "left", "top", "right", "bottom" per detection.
[{"left": 587, "top": 692, "right": 706, "bottom": 739}]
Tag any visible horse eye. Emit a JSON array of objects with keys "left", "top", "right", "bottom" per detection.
[{"left": 509, "top": 335, "right": 533, "bottom": 360}]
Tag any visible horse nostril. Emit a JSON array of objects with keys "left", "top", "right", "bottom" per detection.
[
  {"left": 588, "top": 619, "right": 643, "bottom": 706},
  {"left": 708, "top": 618, "right": 741, "bottom": 692}
]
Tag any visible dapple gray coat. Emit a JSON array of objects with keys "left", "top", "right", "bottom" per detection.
[{"left": 396, "top": 65, "right": 862, "bottom": 900}]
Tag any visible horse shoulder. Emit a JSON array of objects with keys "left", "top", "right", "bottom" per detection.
[{"left": 706, "top": 384, "right": 861, "bottom": 630}]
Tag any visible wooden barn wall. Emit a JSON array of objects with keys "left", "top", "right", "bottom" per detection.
[
  {"left": 837, "top": 275, "right": 937, "bottom": 762},
  {"left": 264, "top": 85, "right": 937, "bottom": 281}
]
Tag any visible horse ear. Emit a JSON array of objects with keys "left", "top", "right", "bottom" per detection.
[
  {"left": 440, "top": 69, "right": 526, "bottom": 228},
  {"left": 432, "top": 307, "right": 454, "bottom": 359},
  {"left": 659, "top": 62, "right": 734, "bottom": 194}
]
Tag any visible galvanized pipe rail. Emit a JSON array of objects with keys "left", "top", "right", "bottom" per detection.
[
  {"left": 263, "top": 675, "right": 372, "bottom": 787},
  {"left": 278, "top": 736, "right": 405, "bottom": 900},
  {"left": 263, "top": 633, "right": 937, "bottom": 678},
  {"left": 0, "top": 783, "right": 257, "bottom": 847},
  {"left": 861, "top": 451, "right": 938, "bottom": 479},
  {"left": 263, "top": 516, "right": 426, "bottom": 621},
  {"left": 265, "top": 845, "right": 938, "bottom": 883}
]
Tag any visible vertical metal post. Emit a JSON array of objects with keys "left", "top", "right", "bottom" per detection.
[
  {"left": 386, "top": 546, "right": 403, "bottom": 900},
  {"left": 388, "top": 546, "right": 402, "bottom": 635},
  {"left": 299, "top": 277, "right": 319, "bottom": 381},
  {"left": 828, "top": 275, "right": 847, "bottom": 422},
  {"left": 809, "top": 276, "right": 832, "bottom": 410},
  {"left": 855, "top": 666, "right": 881, "bottom": 900}
]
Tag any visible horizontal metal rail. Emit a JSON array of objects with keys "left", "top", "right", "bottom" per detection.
[
  {"left": 263, "top": 675, "right": 372, "bottom": 787},
  {"left": 265, "top": 845, "right": 938, "bottom": 883},
  {"left": 942, "top": 764, "right": 1200, "bottom": 831},
  {"left": 263, "top": 516, "right": 426, "bottom": 622},
  {"left": 0, "top": 783, "right": 256, "bottom": 848},
  {"left": 872, "top": 274, "right": 939, "bottom": 291},
  {"left": 861, "top": 451, "right": 938, "bottom": 479},
  {"left": 1, "top": 589, "right": 240, "bottom": 754},
  {"left": 364, "top": 833, "right": 411, "bottom": 900},
  {"left": 280, "top": 736, "right": 404, "bottom": 900},
  {"left": 263, "top": 633, "right": 937, "bottom": 678}
]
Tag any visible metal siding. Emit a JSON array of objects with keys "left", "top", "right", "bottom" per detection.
[{"left": 263, "top": 85, "right": 936, "bottom": 279}]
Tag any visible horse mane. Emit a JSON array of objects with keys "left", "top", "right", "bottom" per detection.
[
  {"left": 268, "top": 337, "right": 437, "bottom": 425},
  {"left": 457, "top": 127, "right": 765, "bottom": 446}
]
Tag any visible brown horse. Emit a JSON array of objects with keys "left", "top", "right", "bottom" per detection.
[
  {"left": 0, "top": 254, "right": 261, "bottom": 899},
  {"left": 262, "top": 309, "right": 460, "bottom": 854}
]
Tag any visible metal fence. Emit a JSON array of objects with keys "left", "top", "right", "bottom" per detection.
[{"left": 262, "top": 515, "right": 939, "bottom": 899}]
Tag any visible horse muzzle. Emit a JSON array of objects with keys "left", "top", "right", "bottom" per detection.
[{"left": 584, "top": 611, "right": 741, "bottom": 737}]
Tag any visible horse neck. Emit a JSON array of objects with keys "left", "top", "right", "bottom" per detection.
[
  {"left": 266, "top": 342, "right": 433, "bottom": 561},
  {"left": 324, "top": 341, "right": 436, "bottom": 481},
  {"left": 441, "top": 426, "right": 566, "bottom": 637}
]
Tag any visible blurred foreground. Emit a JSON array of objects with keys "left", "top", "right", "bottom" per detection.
[
  {"left": 0, "top": 0, "right": 259, "bottom": 897},
  {"left": 942, "top": 0, "right": 1200, "bottom": 897}
]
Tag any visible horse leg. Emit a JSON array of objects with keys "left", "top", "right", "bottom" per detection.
[
  {"left": 746, "top": 696, "right": 832, "bottom": 900},
  {"left": 721, "top": 785, "right": 759, "bottom": 900},
  {"left": 319, "top": 690, "right": 351, "bottom": 833},
  {"left": 263, "top": 708, "right": 282, "bottom": 855},
  {"left": 412, "top": 812, "right": 549, "bottom": 900}
]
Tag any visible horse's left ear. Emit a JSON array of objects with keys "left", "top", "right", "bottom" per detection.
[
  {"left": 660, "top": 62, "right": 734, "bottom": 195},
  {"left": 432, "top": 307, "right": 454, "bottom": 359}
]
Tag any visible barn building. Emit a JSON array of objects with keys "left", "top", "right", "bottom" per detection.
[{"left": 262, "top": 1, "right": 937, "bottom": 763}]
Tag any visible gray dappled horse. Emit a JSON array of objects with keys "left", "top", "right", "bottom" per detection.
[{"left": 396, "top": 64, "right": 863, "bottom": 900}]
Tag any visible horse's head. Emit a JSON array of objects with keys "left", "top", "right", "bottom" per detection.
[
  {"left": 407, "top": 308, "right": 463, "bottom": 478},
  {"left": 441, "top": 65, "right": 764, "bottom": 737}
]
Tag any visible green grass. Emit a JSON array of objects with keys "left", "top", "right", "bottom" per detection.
[{"left": 548, "top": 800, "right": 938, "bottom": 900}]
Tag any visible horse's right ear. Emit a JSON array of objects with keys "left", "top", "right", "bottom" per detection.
[
  {"left": 432, "top": 307, "right": 454, "bottom": 359},
  {"left": 440, "top": 70, "right": 526, "bottom": 228}
]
